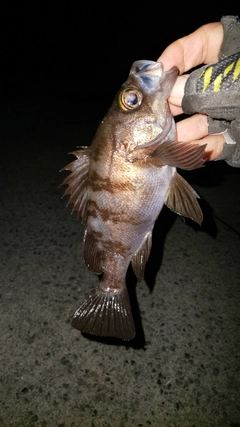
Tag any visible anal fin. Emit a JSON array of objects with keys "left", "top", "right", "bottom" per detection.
[
  {"left": 72, "top": 284, "right": 135, "bottom": 341},
  {"left": 83, "top": 230, "right": 103, "bottom": 275},
  {"left": 165, "top": 172, "right": 203, "bottom": 225},
  {"left": 131, "top": 231, "right": 152, "bottom": 280}
]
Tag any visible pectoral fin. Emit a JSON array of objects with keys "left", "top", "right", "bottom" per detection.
[
  {"left": 150, "top": 140, "right": 206, "bottom": 170},
  {"left": 60, "top": 147, "right": 90, "bottom": 223},
  {"left": 131, "top": 231, "right": 152, "bottom": 280},
  {"left": 165, "top": 172, "right": 203, "bottom": 225},
  {"left": 128, "top": 131, "right": 206, "bottom": 170}
]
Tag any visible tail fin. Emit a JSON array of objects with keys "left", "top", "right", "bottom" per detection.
[{"left": 71, "top": 284, "right": 135, "bottom": 341}]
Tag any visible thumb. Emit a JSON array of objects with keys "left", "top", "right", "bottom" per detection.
[{"left": 168, "top": 75, "right": 189, "bottom": 107}]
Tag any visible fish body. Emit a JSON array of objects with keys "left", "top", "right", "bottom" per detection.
[{"left": 61, "top": 60, "right": 205, "bottom": 341}]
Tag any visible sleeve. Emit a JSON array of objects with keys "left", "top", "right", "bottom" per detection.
[{"left": 181, "top": 15, "right": 240, "bottom": 167}]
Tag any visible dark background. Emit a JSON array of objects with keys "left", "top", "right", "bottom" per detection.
[{"left": 2, "top": 3, "right": 239, "bottom": 105}]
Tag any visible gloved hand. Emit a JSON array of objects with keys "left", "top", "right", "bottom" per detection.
[
  {"left": 158, "top": 15, "right": 240, "bottom": 166},
  {"left": 182, "top": 51, "right": 240, "bottom": 167}
]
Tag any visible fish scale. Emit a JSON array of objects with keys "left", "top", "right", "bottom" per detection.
[{"left": 61, "top": 60, "right": 206, "bottom": 341}]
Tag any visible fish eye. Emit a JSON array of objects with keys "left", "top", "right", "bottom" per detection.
[{"left": 117, "top": 88, "right": 143, "bottom": 111}]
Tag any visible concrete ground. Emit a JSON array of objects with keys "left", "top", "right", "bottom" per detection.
[{"left": 1, "top": 92, "right": 240, "bottom": 427}]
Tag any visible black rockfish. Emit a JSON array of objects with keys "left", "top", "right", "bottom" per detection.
[{"left": 61, "top": 60, "right": 205, "bottom": 341}]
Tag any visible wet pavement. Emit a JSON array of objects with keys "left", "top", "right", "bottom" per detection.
[{"left": 1, "top": 93, "right": 240, "bottom": 427}]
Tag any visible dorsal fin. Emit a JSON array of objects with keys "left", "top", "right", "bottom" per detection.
[
  {"left": 60, "top": 147, "right": 90, "bottom": 223},
  {"left": 131, "top": 231, "right": 152, "bottom": 280},
  {"left": 165, "top": 171, "right": 203, "bottom": 225}
]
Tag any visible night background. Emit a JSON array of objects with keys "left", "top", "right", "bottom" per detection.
[
  {"left": 2, "top": 3, "right": 240, "bottom": 113},
  {"left": 1, "top": 3, "right": 240, "bottom": 427}
]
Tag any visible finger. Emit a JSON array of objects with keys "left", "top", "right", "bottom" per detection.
[
  {"left": 169, "top": 104, "right": 184, "bottom": 116},
  {"left": 168, "top": 75, "right": 188, "bottom": 108},
  {"left": 189, "top": 134, "right": 225, "bottom": 161},
  {"left": 158, "top": 22, "right": 223, "bottom": 73},
  {"left": 176, "top": 114, "right": 209, "bottom": 141}
]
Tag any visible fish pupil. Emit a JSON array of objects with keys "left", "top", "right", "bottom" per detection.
[{"left": 126, "top": 92, "right": 138, "bottom": 106}]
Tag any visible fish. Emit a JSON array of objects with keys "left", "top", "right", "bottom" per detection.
[{"left": 61, "top": 60, "right": 206, "bottom": 341}]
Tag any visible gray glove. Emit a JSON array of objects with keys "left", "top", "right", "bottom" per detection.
[{"left": 182, "top": 16, "right": 240, "bottom": 167}]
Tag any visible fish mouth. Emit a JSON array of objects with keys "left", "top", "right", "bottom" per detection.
[
  {"left": 130, "top": 60, "right": 179, "bottom": 94},
  {"left": 130, "top": 60, "right": 163, "bottom": 78}
]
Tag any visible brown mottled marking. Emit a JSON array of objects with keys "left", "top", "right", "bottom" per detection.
[
  {"left": 90, "top": 229, "right": 103, "bottom": 239},
  {"left": 89, "top": 170, "right": 136, "bottom": 193},
  {"left": 99, "top": 239, "right": 131, "bottom": 257},
  {"left": 89, "top": 203, "right": 138, "bottom": 225}
]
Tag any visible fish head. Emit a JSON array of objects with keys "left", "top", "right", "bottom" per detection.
[{"left": 107, "top": 60, "right": 179, "bottom": 155}]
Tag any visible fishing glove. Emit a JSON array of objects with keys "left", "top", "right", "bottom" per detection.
[{"left": 182, "top": 15, "right": 240, "bottom": 167}]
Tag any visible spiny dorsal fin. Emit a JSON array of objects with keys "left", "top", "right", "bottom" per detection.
[
  {"left": 72, "top": 283, "right": 135, "bottom": 341},
  {"left": 83, "top": 230, "right": 103, "bottom": 275},
  {"left": 131, "top": 231, "right": 152, "bottom": 280},
  {"left": 165, "top": 171, "right": 203, "bottom": 225},
  {"left": 60, "top": 147, "right": 90, "bottom": 223}
]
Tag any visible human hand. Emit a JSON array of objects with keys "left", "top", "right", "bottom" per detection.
[{"left": 158, "top": 22, "right": 225, "bottom": 161}]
